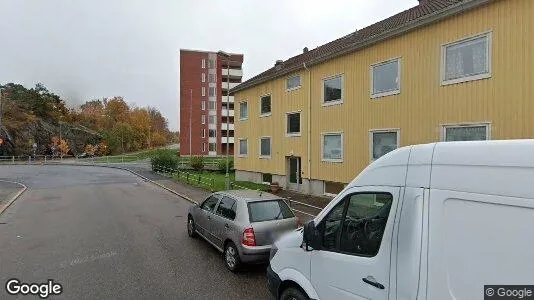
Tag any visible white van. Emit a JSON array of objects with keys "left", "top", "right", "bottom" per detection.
[{"left": 267, "top": 140, "right": 534, "bottom": 300}]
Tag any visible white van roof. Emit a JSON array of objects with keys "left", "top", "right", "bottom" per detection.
[{"left": 349, "top": 140, "right": 534, "bottom": 198}]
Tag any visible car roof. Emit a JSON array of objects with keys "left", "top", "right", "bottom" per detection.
[{"left": 216, "top": 190, "right": 283, "bottom": 202}]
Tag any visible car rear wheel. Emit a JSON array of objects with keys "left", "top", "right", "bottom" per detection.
[
  {"left": 187, "top": 216, "right": 197, "bottom": 238},
  {"left": 280, "top": 287, "right": 309, "bottom": 300},
  {"left": 224, "top": 242, "right": 241, "bottom": 272}
]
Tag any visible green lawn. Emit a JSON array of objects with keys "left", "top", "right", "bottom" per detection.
[{"left": 170, "top": 170, "right": 268, "bottom": 192}]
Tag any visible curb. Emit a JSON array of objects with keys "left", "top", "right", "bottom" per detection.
[
  {"left": 0, "top": 180, "right": 28, "bottom": 216},
  {"left": 5, "top": 163, "right": 198, "bottom": 205}
]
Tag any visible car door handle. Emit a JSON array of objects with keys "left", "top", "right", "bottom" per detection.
[{"left": 362, "top": 276, "right": 384, "bottom": 290}]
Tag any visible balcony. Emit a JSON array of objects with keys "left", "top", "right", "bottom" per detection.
[
  {"left": 222, "top": 109, "right": 234, "bottom": 117},
  {"left": 221, "top": 82, "right": 240, "bottom": 90},
  {"left": 221, "top": 123, "right": 235, "bottom": 130},
  {"left": 220, "top": 95, "right": 234, "bottom": 103},
  {"left": 221, "top": 137, "right": 235, "bottom": 144},
  {"left": 222, "top": 68, "right": 243, "bottom": 78}
]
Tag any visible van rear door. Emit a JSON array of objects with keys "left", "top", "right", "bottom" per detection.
[{"left": 310, "top": 186, "right": 401, "bottom": 300}]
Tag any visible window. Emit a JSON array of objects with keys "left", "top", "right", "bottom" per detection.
[
  {"left": 202, "top": 129, "right": 206, "bottom": 138},
  {"left": 202, "top": 87, "right": 206, "bottom": 97},
  {"left": 247, "top": 200, "right": 294, "bottom": 223},
  {"left": 200, "top": 195, "right": 219, "bottom": 212},
  {"left": 371, "top": 58, "right": 400, "bottom": 98},
  {"left": 208, "top": 116, "right": 216, "bottom": 124},
  {"left": 202, "top": 143, "right": 206, "bottom": 152},
  {"left": 443, "top": 124, "right": 489, "bottom": 141},
  {"left": 209, "top": 143, "right": 216, "bottom": 152},
  {"left": 260, "top": 95, "right": 271, "bottom": 116},
  {"left": 208, "top": 59, "right": 215, "bottom": 68},
  {"left": 322, "top": 133, "right": 343, "bottom": 162},
  {"left": 239, "top": 102, "right": 248, "bottom": 120},
  {"left": 370, "top": 130, "right": 399, "bottom": 161},
  {"left": 320, "top": 192, "right": 393, "bottom": 257},
  {"left": 324, "top": 181, "right": 345, "bottom": 196},
  {"left": 239, "top": 139, "right": 248, "bottom": 156},
  {"left": 260, "top": 137, "right": 271, "bottom": 158},
  {"left": 209, "top": 87, "right": 215, "bottom": 97},
  {"left": 201, "top": 73, "right": 206, "bottom": 83},
  {"left": 442, "top": 32, "right": 491, "bottom": 85},
  {"left": 216, "top": 196, "right": 237, "bottom": 220},
  {"left": 262, "top": 173, "right": 273, "bottom": 184},
  {"left": 201, "top": 101, "right": 205, "bottom": 110},
  {"left": 209, "top": 74, "right": 215, "bottom": 83},
  {"left": 286, "top": 75, "right": 301, "bottom": 90},
  {"left": 201, "top": 115, "right": 206, "bottom": 124},
  {"left": 209, "top": 129, "right": 216, "bottom": 138},
  {"left": 201, "top": 59, "right": 206, "bottom": 69},
  {"left": 208, "top": 101, "right": 216, "bottom": 110},
  {"left": 286, "top": 112, "right": 300, "bottom": 136},
  {"left": 323, "top": 75, "right": 343, "bottom": 105}
]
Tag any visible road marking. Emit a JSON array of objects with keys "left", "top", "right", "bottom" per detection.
[{"left": 59, "top": 250, "right": 118, "bottom": 268}]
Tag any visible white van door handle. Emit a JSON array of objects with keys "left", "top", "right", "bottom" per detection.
[{"left": 362, "top": 276, "right": 384, "bottom": 290}]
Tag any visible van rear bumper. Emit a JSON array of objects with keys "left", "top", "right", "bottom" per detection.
[{"left": 267, "top": 265, "right": 281, "bottom": 299}]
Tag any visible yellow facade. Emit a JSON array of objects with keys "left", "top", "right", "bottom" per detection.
[{"left": 234, "top": 0, "right": 534, "bottom": 189}]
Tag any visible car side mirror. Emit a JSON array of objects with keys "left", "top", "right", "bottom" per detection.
[{"left": 303, "top": 220, "right": 321, "bottom": 251}]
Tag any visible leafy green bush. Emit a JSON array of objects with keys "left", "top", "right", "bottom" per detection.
[
  {"left": 151, "top": 149, "right": 178, "bottom": 171},
  {"left": 190, "top": 156, "right": 205, "bottom": 171},
  {"left": 217, "top": 159, "right": 234, "bottom": 173}
]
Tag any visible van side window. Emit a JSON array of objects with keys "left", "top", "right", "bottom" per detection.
[
  {"left": 322, "top": 200, "right": 347, "bottom": 250},
  {"left": 339, "top": 193, "right": 393, "bottom": 256}
]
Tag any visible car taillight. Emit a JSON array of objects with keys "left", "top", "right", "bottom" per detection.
[
  {"left": 242, "top": 228, "right": 256, "bottom": 246},
  {"left": 296, "top": 217, "right": 303, "bottom": 228}
]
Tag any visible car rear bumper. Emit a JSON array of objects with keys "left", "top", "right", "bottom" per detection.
[
  {"left": 239, "top": 244, "right": 271, "bottom": 263},
  {"left": 267, "top": 265, "right": 281, "bottom": 299}
]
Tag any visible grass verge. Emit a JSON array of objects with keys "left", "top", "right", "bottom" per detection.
[{"left": 170, "top": 170, "right": 268, "bottom": 192}]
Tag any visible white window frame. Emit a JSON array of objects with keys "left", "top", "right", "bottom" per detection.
[
  {"left": 286, "top": 75, "right": 302, "bottom": 91},
  {"left": 259, "top": 136, "right": 272, "bottom": 159},
  {"left": 321, "top": 132, "right": 344, "bottom": 163},
  {"left": 201, "top": 59, "right": 206, "bottom": 69},
  {"left": 202, "top": 87, "right": 206, "bottom": 97},
  {"left": 209, "top": 87, "right": 215, "bottom": 97},
  {"left": 370, "top": 57, "right": 401, "bottom": 99},
  {"left": 202, "top": 143, "right": 206, "bottom": 152},
  {"left": 208, "top": 115, "right": 216, "bottom": 124},
  {"left": 286, "top": 111, "right": 302, "bottom": 137},
  {"left": 201, "top": 115, "right": 206, "bottom": 124},
  {"left": 238, "top": 138, "right": 248, "bottom": 157},
  {"left": 322, "top": 74, "right": 344, "bottom": 107},
  {"left": 201, "top": 73, "right": 206, "bottom": 83},
  {"left": 440, "top": 122, "right": 491, "bottom": 141},
  {"left": 239, "top": 101, "right": 248, "bottom": 121},
  {"left": 209, "top": 74, "right": 215, "bottom": 83},
  {"left": 202, "top": 129, "right": 206, "bottom": 138},
  {"left": 259, "top": 94, "right": 272, "bottom": 117},
  {"left": 201, "top": 101, "right": 206, "bottom": 110},
  {"left": 441, "top": 31, "right": 492, "bottom": 86},
  {"left": 368, "top": 128, "right": 400, "bottom": 162}
]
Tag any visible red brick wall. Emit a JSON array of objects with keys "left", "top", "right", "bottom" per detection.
[{"left": 180, "top": 50, "right": 208, "bottom": 156}]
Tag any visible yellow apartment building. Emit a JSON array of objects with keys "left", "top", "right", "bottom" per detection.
[{"left": 230, "top": 0, "right": 534, "bottom": 196}]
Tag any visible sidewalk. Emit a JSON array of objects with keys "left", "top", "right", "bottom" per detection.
[{"left": 0, "top": 181, "right": 23, "bottom": 206}]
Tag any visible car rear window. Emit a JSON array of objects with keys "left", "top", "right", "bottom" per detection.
[{"left": 247, "top": 200, "right": 294, "bottom": 223}]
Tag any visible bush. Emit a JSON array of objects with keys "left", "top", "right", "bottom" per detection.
[
  {"left": 151, "top": 149, "right": 178, "bottom": 171},
  {"left": 217, "top": 159, "right": 234, "bottom": 173},
  {"left": 190, "top": 156, "right": 205, "bottom": 171}
]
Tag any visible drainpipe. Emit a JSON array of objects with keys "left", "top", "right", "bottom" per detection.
[{"left": 303, "top": 63, "right": 311, "bottom": 194}]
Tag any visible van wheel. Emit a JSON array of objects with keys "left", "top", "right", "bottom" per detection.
[
  {"left": 187, "top": 216, "right": 197, "bottom": 238},
  {"left": 280, "top": 287, "right": 309, "bottom": 300},
  {"left": 224, "top": 242, "right": 241, "bottom": 272}
]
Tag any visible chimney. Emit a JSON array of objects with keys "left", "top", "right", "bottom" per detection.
[
  {"left": 274, "top": 59, "right": 284, "bottom": 66},
  {"left": 303, "top": 47, "right": 309, "bottom": 53}
]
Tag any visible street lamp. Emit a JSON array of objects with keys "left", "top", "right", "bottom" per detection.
[{"left": 217, "top": 50, "right": 231, "bottom": 190}]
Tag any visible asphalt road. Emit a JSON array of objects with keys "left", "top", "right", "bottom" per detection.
[{"left": 0, "top": 165, "right": 269, "bottom": 300}]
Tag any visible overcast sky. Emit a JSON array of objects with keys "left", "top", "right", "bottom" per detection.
[{"left": 0, "top": 0, "right": 417, "bottom": 131}]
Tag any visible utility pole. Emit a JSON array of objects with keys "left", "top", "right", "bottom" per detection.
[
  {"left": 0, "top": 88, "right": 3, "bottom": 129},
  {"left": 189, "top": 89, "right": 192, "bottom": 159}
]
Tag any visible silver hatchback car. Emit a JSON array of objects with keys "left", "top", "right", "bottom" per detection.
[{"left": 187, "top": 190, "right": 300, "bottom": 271}]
